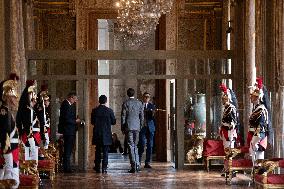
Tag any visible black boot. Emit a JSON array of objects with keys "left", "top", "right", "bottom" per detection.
[
  {"left": 93, "top": 164, "right": 101, "bottom": 173},
  {"left": 128, "top": 168, "right": 136, "bottom": 173}
]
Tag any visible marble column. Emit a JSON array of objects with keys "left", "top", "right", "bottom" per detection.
[
  {"left": 10, "top": 0, "right": 26, "bottom": 90},
  {"left": 166, "top": 0, "right": 177, "bottom": 162},
  {"left": 23, "top": 0, "right": 36, "bottom": 76},
  {"left": 255, "top": 0, "right": 265, "bottom": 74},
  {"left": 276, "top": 0, "right": 284, "bottom": 158},
  {"left": 0, "top": 0, "right": 4, "bottom": 80},
  {"left": 222, "top": 0, "right": 229, "bottom": 50},
  {"left": 244, "top": 0, "right": 256, "bottom": 142}
]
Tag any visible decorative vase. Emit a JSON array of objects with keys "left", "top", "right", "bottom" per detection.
[{"left": 192, "top": 94, "right": 206, "bottom": 135}]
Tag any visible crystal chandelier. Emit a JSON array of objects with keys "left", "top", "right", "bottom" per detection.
[{"left": 115, "top": 0, "right": 174, "bottom": 46}]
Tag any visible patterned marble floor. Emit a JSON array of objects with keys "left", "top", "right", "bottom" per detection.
[{"left": 41, "top": 154, "right": 254, "bottom": 189}]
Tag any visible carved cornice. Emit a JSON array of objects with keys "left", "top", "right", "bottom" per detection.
[
  {"left": 33, "top": 0, "right": 76, "bottom": 17},
  {"left": 179, "top": 0, "right": 222, "bottom": 17}
]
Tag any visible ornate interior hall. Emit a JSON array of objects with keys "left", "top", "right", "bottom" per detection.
[{"left": 0, "top": 0, "right": 283, "bottom": 188}]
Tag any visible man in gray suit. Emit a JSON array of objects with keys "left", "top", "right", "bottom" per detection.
[{"left": 121, "top": 88, "right": 144, "bottom": 173}]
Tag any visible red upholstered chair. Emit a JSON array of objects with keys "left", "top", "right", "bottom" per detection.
[
  {"left": 19, "top": 160, "right": 40, "bottom": 188},
  {"left": 255, "top": 159, "right": 284, "bottom": 189},
  {"left": 19, "top": 174, "right": 39, "bottom": 189},
  {"left": 38, "top": 147, "right": 56, "bottom": 181},
  {"left": 19, "top": 144, "right": 40, "bottom": 188},
  {"left": 224, "top": 146, "right": 253, "bottom": 185},
  {"left": 203, "top": 139, "right": 225, "bottom": 172},
  {"left": 0, "top": 179, "right": 16, "bottom": 188}
]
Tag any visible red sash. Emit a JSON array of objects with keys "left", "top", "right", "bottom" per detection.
[
  {"left": 220, "top": 126, "right": 229, "bottom": 140},
  {"left": 0, "top": 149, "right": 4, "bottom": 167},
  {"left": 11, "top": 147, "right": 19, "bottom": 166}
]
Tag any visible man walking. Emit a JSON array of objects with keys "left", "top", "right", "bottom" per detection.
[
  {"left": 91, "top": 95, "right": 116, "bottom": 173},
  {"left": 121, "top": 88, "right": 143, "bottom": 173},
  {"left": 58, "top": 92, "right": 80, "bottom": 173},
  {"left": 138, "top": 92, "right": 156, "bottom": 168}
]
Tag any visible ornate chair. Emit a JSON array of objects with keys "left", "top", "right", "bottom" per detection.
[
  {"left": 224, "top": 146, "right": 253, "bottom": 185},
  {"left": 47, "top": 143, "right": 60, "bottom": 173},
  {"left": 37, "top": 147, "right": 56, "bottom": 181},
  {"left": 202, "top": 139, "right": 225, "bottom": 172},
  {"left": 0, "top": 179, "right": 16, "bottom": 188},
  {"left": 19, "top": 144, "right": 40, "bottom": 189},
  {"left": 19, "top": 160, "right": 40, "bottom": 189},
  {"left": 254, "top": 159, "right": 284, "bottom": 189}
]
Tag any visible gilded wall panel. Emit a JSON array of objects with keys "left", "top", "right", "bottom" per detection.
[{"left": 178, "top": 18, "right": 205, "bottom": 50}]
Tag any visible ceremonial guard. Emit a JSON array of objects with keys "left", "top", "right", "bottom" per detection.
[
  {"left": 247, "top": 78, "right": 269, "bottom": 161},
  {"left": 219, "top": 84, "right": 239, "bottom": 149},
  {"left": 35, "top": 85, "right": 50, "bottom": 150},
  {"left": 16, "top": 80, "right": 41, "bottom": 161},
  {"left": 0, "top": 76, "right": 20, "bottom": 188}
]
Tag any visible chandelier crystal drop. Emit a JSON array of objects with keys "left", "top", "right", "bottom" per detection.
[{"left": 115, "top": 0, "right": 174, "bottom": 46}]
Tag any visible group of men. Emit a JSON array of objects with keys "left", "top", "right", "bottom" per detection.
[
  {"left": 0, "top": 74, "right": 51, "bottom": 188},
  {"left": 92, "top": 88, "right": 156, "bottom": 173},
  {"left": 219, "top": 78, "right": 271, "bottom": 162}
]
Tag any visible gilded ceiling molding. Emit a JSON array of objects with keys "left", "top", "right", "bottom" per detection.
[
  {"left": 69, "top": 0, "right": 76, "bottom": 17},
  {"left": 76, "top": 0, "right": 115, "bottom": 9},
  {"left": 179, "top": 0, "right": 222, "bottom": 17}
]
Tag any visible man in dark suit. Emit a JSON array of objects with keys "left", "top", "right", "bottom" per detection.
[
  {"left": 91, "top": 95, "right": 116, "bottom": 173},
  {"left": 138, "top": 92, "right": 156, "bottom": 168},
  {"left": 121, "top": 88, "right": 144, "bottom": 173},
  {"left": 58, "top": 92, "right": 80, "bottom": 173}
]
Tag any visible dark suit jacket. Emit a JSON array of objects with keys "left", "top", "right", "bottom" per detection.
[
  {"left": 91, "top": 105, "right": 116, "bottom": 146},
  {"left": 144, "top": 102, "right": 156, "bottom": 133},
  {"left": 58, "top": 99, "right": 76, "bottom": 135}
]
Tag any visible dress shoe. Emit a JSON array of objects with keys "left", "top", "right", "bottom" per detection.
[
  {"left": 102, "top": 168, "right": 107, "bottom": 174},
  {"left": 122, "top": 152, "right": 128, "bottom": 156},
  {"left": 128, "top": 168, "right": 136, "bottom": 173},
  {"left": 136, "top": 166, "right": 141, "bottom": 172},
  {"left": 223, "top": 171, "right": 236, "bottom": 178},
  {"left": 93, "top": 167, "right": 101, "bottom": 173},
  {"left": 144, "top": 164, "right": 152, "bottom": 168}
]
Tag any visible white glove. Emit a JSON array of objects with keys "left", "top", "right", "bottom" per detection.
[
  {"left": 45, "top": 133, "right": 50, "bottom": 146},
  {"left": 250, "top": 135, "right": 261, "bottom": 151},
  {"left": 28, "top": 137, "right": 36, "bottom": 152}
]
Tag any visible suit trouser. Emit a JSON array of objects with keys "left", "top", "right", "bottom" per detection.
[
  {"left": 127, "top": 130, "right": 139, "bottom": 168},
  {"left": 2, "top": 153, "right": 19, "bottom": 189},
  {"left": 123, "top": 135, "right": 128, "bottom": 154},
  {"left": 63, "top": 135, "right": 75, "bottom": 171},
  {"left": 138, "top": 126, "right": 154, "bottom": 164},
  {"left": 94, "top": 144, "right": 110, "bottom": 170}
]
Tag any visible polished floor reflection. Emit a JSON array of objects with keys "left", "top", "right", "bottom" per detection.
[{"left": 41, "top": 154, "right": 253, "bottom": 189}]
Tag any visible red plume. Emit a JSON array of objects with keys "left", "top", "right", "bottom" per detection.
[
  {"left": 9, "top": 73, "right": 19, "bottom": 81},
  {"left": 219, "top": 83, "right": 227, "bottom": 94},
  {"left": 26, "top": 80, "right": 35, "bottom": 87},
  {"left": 256, "top": 77, "right": 263, "bottom": 89}
]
